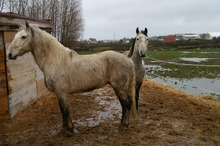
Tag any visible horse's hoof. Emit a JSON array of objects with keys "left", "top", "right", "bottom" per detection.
[
  {"left": 58, "top": 128, "right": 73, "bottom": 137},
  {"left": 118, "top": 128, "right": 126, "bottom": 134},
  {"left": 118, "top": 125, "right": 128, "bottom": 134}
]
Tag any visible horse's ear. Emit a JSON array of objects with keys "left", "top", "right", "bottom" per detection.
[
  {"left": 145, "top": 28, "right": 148, "bottom": 35},
  {"left": 136, "top": 27, "right": 139, "bottom": 34},
  {"left": 25, "top": 21, "right": 30, "bottom": 29},
  {"left": 18, "top": 21, "right": 22, "bottom": 28}
]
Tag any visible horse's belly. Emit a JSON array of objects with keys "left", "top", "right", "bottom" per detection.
[
  {"left": 69, "top": 72, "right": 107, "bottom": 93},
  {"left": 70, "top": 81, "right": 106, "bottom": 93}
]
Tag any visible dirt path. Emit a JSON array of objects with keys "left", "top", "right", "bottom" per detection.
[{"left": 0, "top": 79, "right": 220, "bottom": 145}]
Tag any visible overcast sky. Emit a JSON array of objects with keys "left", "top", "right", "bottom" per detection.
[{"left": 82, "top": 0, "right": 220, "bottom": 40}]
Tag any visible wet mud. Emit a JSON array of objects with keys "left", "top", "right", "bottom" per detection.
[{"left": 0, "top": 79, "right": 220, "bottom": 145}]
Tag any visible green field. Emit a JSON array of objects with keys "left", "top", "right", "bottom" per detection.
[
  {"left": 145, "top": 48, "right": 220, "bottom": 61},
  {"left": 145, "top": 48, "right": 220, "bottom": 79}
]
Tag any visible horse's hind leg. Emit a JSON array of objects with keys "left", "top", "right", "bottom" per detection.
[
  {"left": 120, "top": 93, "right": 132, "bottom": 129},
  {"left": 55, "top": 91, "right": 74, "bottom": 137},
  {"left": 113, "top": 88, "right": 131, "bottom": 129}
]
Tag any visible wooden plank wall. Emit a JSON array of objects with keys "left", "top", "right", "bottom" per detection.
[
  {"left": 0, "top": 31, "right": 9, "bottom": 119},
  {"left": 4, "top": 31, "right": 38, "bottom": 118},
  {"left": 0, "top": 30, "right": 50, "bottom": 119}
]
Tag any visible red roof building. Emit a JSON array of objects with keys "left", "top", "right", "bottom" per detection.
[
  {"left": 163, "top": 35, "right": 176, "bottom": 42},
  {"left": 89, "top": 38, "right": 97, "bottom": 44}
]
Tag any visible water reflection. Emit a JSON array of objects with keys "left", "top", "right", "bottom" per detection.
[
  {"left": 182, "top": 51, "right": 220, "bottom": 54},
  {"left": 180, "top": 58, "right": 209, "bottom": 62},
  {"left": 73, "top": 93, "right": 121, "bottom": 127},
  {"left": 180, "top": 58, "right": 218, "bottom": 63},
  {"left": 145, "top": 65, "right": 220, "bottom": 99}
]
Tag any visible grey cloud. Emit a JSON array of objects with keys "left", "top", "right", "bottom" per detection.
[{"left": 82, "top": 0, "right": 220, "bottom": 40}]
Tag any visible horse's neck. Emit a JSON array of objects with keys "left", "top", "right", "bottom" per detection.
[
  {"left": 130, "top": 46, "right": 143, "bottom": 66},
  {"left": 31, "top": 29, "right": 70, "bottom": 71}
]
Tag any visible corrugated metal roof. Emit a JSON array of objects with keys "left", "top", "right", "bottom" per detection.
[
  {"left": 0, "top": 12, "right": 52, "bottom": 32},
  {"left": 0, "top": 12, "right": 51, "bottom": 24}
]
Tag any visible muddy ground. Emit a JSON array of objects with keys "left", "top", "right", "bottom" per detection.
[{"left": 0, "top": 79, "right": 220, "bottom": 145}]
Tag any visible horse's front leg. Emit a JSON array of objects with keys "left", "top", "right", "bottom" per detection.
[
  {"left": 55, "top": 91, "right": 74, "bottom": 137},
  {"left": 135, "top": 82, "right": 142, "bottom": 111}
]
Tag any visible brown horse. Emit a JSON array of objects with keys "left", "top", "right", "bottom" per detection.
[
  {"left": 126, "top": 27, "right": 148, "bottom": 110},
  {"left": 8, "top": 21, "right": 138, "bottom": 136}
]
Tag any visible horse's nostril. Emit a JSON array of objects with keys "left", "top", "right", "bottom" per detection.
[
  {"left": 8, "top": 53, "right": 17, "bottom": 60},
  {"left": 9, "top": 53, "right": 12, "bottom": 58}
]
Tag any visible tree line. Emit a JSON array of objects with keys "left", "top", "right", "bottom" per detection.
[{"left": 0, "top": 0, "right": 84, "bottom": 47}]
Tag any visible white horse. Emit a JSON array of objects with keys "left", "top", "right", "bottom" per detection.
[
  {"left": 8, "top": 21, "right": 138, "bottom": 136},
  {"left": 126, "top": 27, "right": 148, "bottom": 110}
]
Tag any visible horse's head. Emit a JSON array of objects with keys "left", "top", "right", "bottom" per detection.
[
  {"left": 8, "top": 21, "right": 34, "bottom": 60},
  {"left": 134, "top": 27, "right": 148, "bottom": 57}
]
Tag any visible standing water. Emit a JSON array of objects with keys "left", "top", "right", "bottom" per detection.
[{"left": 145, "top": 65, "right": 220, "bottom": 99}]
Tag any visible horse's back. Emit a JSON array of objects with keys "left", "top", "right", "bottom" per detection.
[
  {"left": 99, "top": 51, "right": 134, "bottom": 85},
  {"left": 100, "top": 51, "right": 134, "bottom": 69}
]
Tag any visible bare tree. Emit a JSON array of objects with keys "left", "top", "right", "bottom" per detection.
[
  {"left": 0, "top": 0, "right": 5, "bottom": 12},
  {"left": 59, "top": 0, "right": 83, "bottom": 46},
  {"left": 4, "top": 0, "right": 84, "bottom": 46},
  {"left": 7, "top": 0, "right": 16, "bottom": 13},
  {"left": 49, "top": 0, "right": 60, "bottom": 38}
]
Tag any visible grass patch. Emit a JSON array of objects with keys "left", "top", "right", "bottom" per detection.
[
  {"left": 78, "top": 51, "right": 101, "bottom": 55},
  {"left": 202, "top": 96, "right": 220, "bottom": 103},
  {"left": 146, "top": 63, "right": 220, "bottom": 79},
  {"left": 145, "top": 48, "right": 220, "bottom": 79},
  {"left": 146, "top": 48, "right": 220, "bottom": 61},
  {"left": 202, "top": 96, "right": 215, "bottom": 101}
]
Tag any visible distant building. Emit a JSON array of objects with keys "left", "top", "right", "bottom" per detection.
[
  {"left": 205, "top": 32, "right": 220, "bottom": 40},
  {"left": 89, "top": 38, "right": 97, "bottom": 44},
  {"left": 123, "top": 37, "right": 130, "bottom": 44},
  {"left": 103, "top": 40, "right": 113, "bottom": 43},
  {"left": 163, "top": 35, "right": 176, "bottom": 42},
  {"left": 182, "top": 34, "right": 200, "bottom": 40},
  {"left": 149, "top": 37, "right": 159, "bottom": 41}
]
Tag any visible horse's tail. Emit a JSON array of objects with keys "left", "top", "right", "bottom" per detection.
[{"left": 129, "top": 68, "right": 138, "bottom": 119}]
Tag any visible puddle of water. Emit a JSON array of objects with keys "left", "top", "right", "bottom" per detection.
[
  {"left": 182, "top": 51, "right": 220, "bottom": 54},
  {"left": 200, "top": 52, "right": 220, "bottom": 54},
  {"left": 96, "top": 96, "right": 121, "bottom": 120},
  {"left": 182, "top": 51, "right": 193, "bottom": 54},
  {"left": 73, "top": 94, "right": 121, "bottom": 127},
  {"left": 180, "top": 58, "right": 209, "bottom": 62},
  {"left": 145, "top": 65, "right": 220, "bottom": 99}
]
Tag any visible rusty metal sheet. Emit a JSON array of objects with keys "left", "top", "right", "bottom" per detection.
[{"left": 0, "top": 31, "right": 9, "bottom": 119}]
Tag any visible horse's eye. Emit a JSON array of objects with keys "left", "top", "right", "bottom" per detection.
[
  {"left": 136, "top": 38, "right": 139, "bottom": 40},
  {"left": 21, "top": 36, "right": 27, "bottom": 39}
]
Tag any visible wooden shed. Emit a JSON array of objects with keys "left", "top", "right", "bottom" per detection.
[{"left": 0, "top": 12, "right": 53, "bottom": 119}]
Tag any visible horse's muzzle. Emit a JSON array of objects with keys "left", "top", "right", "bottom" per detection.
[
  {"left": 8, "top": 53, "right": 17, "bottom": 60},
  {"left": 139, "top": 50, "right": 146, "bottom": 57}
]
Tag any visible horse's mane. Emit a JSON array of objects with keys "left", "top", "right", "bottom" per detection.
[
  {"left": 127, "top": 37, "right": 136, "bottom": 58},
  {"left": 141, "top": 31, "right": 148, "bottom": 37},
  {"left": 31, "top": 26, "right": 78, "bottom": 63}
]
